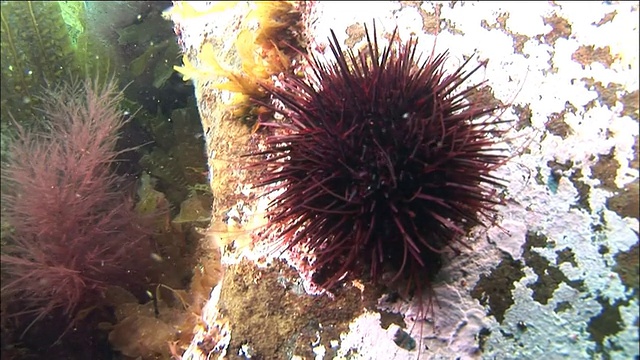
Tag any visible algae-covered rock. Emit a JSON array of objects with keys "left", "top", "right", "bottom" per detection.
[{"left": 172, "top": 192, "right": 213, "bottom": 225}]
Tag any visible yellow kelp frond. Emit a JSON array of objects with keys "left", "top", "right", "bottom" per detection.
[
  {"left": 230, "top": 93, "right": 250, "bottom": 107},
  {"left": 162, "top": 1, "right": 239, "bottom": 22},
  {"left": 174, "top": 40, "right": 266, "bottom": 104},
  {"left": 262, "top": 41, "right": 291, "bottom": 75},
  {"left": 212, "top": 73, "right": 261, "bottom": 97},
  {"left": 250, "top": 1, "right": 304, "bottom": 53},
  {"left": 172, "top": 1, "right": 307, "bottom": 126},
  {"left": 235, "top": 29, "right": 257, "bottom": 67},
  {"left": 246, "top": 1, "right": 296, "bottom": 23},
  {"left": 236, "top": 31, "right": 290, "bottom": 77},
  {"left": 206, "top": 39, "right": 264, "bottom": 96},
  {"left": 173, "top": 55, "right": 202, "bottom": 82},
  {"left": 173, "top": 43, "right": 226, "bottom": 82},
  {"left": 257, "top": 17, "right": 291, "bottom": 34},
  {"left": 235, "top": 29, "right": 270, "bottom": 80},
  {"left": 199, "top": 42, "right": 228, "bottom": 75}
]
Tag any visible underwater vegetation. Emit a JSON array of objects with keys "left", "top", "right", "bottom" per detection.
[
  {"left": 0, "top": 1, "right": 111, "bottom": 134},
  {"left": 251, "top": 23, "right": 510, "bottom": 314},
  {"left": 136, "top": 106, "right": 210, "bottom": 207},
  {"left": 102, "top": 250, "right": 223, "bottom": 359},
  {"left": 1, "top": 2, "right": 215, "bottom": 359},
  {"left": 0, "top": 0, "right": 192, "bottom": 167},
  {"left": 173, "top": 1, "right": 306, "bottom": 128},
  {"left": 0, "top": 77, "right": 154, "bottom": 344},
  {"left": 115, "top": 1, "right": 194, "bottom": 116}
]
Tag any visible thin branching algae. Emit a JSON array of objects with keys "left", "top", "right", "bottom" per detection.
[{"left": 173, "top": 1, "right": 306, "bottom": 128}]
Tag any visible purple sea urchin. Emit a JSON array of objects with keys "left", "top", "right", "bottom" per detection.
[{"left": 252, "top": 24, "right": 509, "bottom": 304}]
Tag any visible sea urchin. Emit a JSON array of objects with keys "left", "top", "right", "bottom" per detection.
[{"left": 251, "top": 24, "right": 509, "bottom": 301}]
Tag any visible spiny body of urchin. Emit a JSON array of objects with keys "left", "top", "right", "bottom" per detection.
[{"left": 252, "top": 25, "right": 509, "bottom": 296}]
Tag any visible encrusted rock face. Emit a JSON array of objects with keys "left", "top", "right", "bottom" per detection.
[{"left": 168, "top": 2, "right": 639, "bottom": 359}]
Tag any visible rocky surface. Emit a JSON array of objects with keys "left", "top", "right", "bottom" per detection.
[{"left": 169, "top": 2, "right": 639, "bottom": 359}]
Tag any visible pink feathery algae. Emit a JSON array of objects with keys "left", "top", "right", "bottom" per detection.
[{"left": 1, "top": 77, "right": 153, "bottom": 339}]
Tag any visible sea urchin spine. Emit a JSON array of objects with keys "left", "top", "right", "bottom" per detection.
[{"left": 251, "top": 24, "right": 509, "bottom": 303}]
